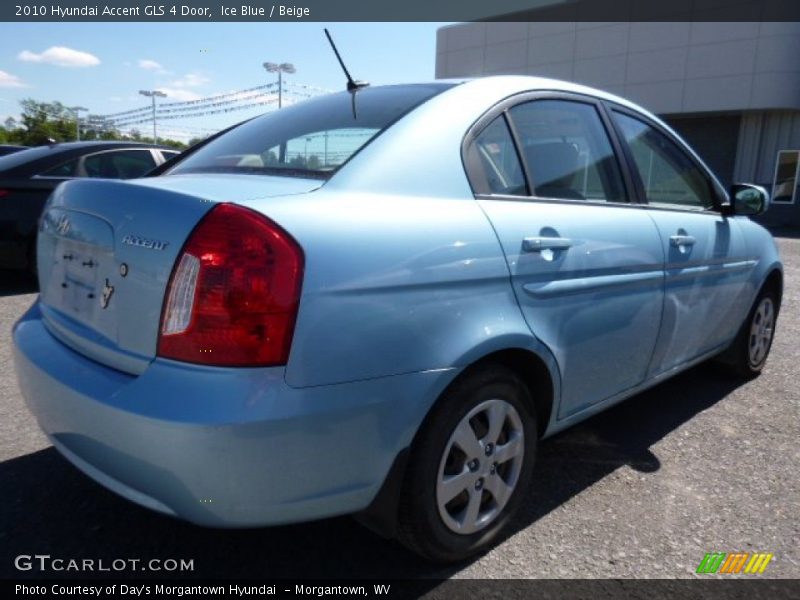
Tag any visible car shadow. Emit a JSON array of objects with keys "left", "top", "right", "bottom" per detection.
[
  {"left": 0, "top": 363, "right": 742, "bottom": 581},
  {"left": 0, "top": 270, "right": 37, "bottom": 297}
]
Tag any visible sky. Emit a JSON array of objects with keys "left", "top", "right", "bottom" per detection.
[{"left": 0, "top": 22, "right": 450, "bottom": 141}]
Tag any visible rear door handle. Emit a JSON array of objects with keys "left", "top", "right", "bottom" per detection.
[
  {"left": 669, "top": 234, "right": 696, "bottom": 247},
  {"left": 522, "top": 237, "right": 573, "bottom": 252}
]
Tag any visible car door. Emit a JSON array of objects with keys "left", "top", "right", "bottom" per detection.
[
  {"left": 468, "top": 94, "right": 666, "bottom": 418},
  {"left": 610, "top": 109, "right": 752, "bottom": 376}
]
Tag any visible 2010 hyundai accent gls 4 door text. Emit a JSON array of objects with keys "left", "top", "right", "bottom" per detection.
[{"left": 13, "top": 77, "right": 782, "bottom": 562}]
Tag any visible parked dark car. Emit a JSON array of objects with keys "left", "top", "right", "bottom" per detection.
[
  {"left": 0, "top": 144, "right": 27, "bottom": 157},
  {"left": 0, "top": 141, "right": 180, "bottom": 271}
]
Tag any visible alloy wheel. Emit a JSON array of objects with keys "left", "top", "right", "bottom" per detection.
[
  {"left": 435, "top": 398, "right": 525, "bottom": 535},
  {"left": 748, "top": 297, "right": 775, "bottom": 368}
]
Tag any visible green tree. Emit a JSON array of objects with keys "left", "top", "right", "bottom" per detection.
[
  {"left": 18, "top": 99, "right": 75, "bottom": 145},
  {"left": 1, "top": 99, "right": 189, "bottom": 150}
]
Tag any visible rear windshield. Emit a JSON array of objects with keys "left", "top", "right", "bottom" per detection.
[{"left": 168, "top": 83, "right": 454, "bottom": 179}]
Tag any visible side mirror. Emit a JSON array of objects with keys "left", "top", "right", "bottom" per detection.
[{"left": 726, "top": 184, "right": 770, "bottom": 216}]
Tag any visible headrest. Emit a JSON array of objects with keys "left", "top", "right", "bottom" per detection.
[{"left": 524, "top": 142, "right": 580, "bottom": 191}]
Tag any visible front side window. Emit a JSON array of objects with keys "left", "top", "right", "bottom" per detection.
[
  {"left": 169, "top": 84, "right": 453, "bottom": 179},
  {"left": 509, "top": 100, "right": 626, "bottom": 203},
  {"left": 613, "top": 111, "right": 715, "bottom": 210}
]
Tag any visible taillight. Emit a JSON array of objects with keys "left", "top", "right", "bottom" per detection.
[
  {"left": 158, "top": 203, "right": 304, "bottom": 367},
  {"left": 0, "top": 189, "right": 9, "bottom": 199}
]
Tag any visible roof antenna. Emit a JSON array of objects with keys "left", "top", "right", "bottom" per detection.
[{"left": 324, "top": 28, "right": 369, "bottom": 92}]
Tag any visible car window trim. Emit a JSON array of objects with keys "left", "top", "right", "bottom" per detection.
[
  {"left": 150, "top": 149, "right": 166, "bottom": 166},
  {"left": 604, "top": 102, "right": 728, "bottom": 215},
  {"left": 474, "top": 192, "right": 641, "bottom": 210},
  {"left": 463, "top": 90, "right": 639, "bottom": 206}
]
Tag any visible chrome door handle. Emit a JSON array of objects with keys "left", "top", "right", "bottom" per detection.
[
  {"left": 522, "top": 237, "right": 573, "bottom": 252},
  {"left": 669, "top": 234, "right": 696, "bottom": 247}
]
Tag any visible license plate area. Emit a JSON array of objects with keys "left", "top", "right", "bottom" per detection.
[
  {"left": 60, "top": 240, "right": 102, "bottom": 318},
  {"left": 39, "top": 207, "right": 117, "bottom": 343}
]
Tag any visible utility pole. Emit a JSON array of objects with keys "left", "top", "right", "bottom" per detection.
[
  {"left": 139, "top": 90, "right": 167, "bottom": 143},
  {"left": 68, "top": 106, "right": 87, "bottom": 141},
  {"left": 263, "top": 62, "right": 296, "bottom": 109}
]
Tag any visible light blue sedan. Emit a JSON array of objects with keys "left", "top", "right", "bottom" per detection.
[{"left": 13, "top": 76, "right": 782, "bottom": 562}]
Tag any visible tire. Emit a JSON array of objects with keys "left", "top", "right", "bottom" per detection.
[
  {"left": 397, "top": 365, "right": 537, "bottom": 563},
  {"left": 717, "top": 287, "right": 779, "bottom": 378}
]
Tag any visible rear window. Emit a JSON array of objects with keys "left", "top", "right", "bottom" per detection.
[{"left": 168, "top": 84, "right": 454, "bottom": 179}]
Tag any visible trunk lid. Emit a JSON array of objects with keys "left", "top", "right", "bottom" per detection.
[{"left": 37, "top": 174, "right": 320, "bottom": 374}]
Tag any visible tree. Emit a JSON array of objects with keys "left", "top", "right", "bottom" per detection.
[
  {"left": 18, "top": 99, "right": 75, "bottom": 145},
  {"left": 187, "top": 136, "right": 208, "bottom": 148},
  {"left": 0, "top": 99, "right": 188, "bottom": 150}
]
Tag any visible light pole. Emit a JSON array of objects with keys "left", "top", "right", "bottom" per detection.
[
  {"left": 263, "top": 62, "right": 295, "bottom": 109},
  {"left": 139, "top": 90, "right": 167, "bottom": 143},
  {"left": 68, "top": 106, "right": 87, "bottom": 141}
]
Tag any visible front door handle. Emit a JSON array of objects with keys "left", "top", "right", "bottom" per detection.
[
  {"left": 522, "top": 237, "right": 573, "bottom": 252},
  {"left": 669, "top": 234, "right": 697, "bottom": 248}
]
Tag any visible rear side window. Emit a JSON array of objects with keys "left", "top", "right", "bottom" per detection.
[
  {"left": 40, "top": 157, "right": 79, "bottom": 178},
  {"left": 509, "top": 100, "right": 627, "bottom": 203},
  {"left": 84, "top": 150, "right": 156, "bottom": 179},
  {"left": 613, "top": 112, "right": 715, "bottom": 210},
  {"left": 169, "top": 84, "right": 453, "bottom": 179},
  {"left": 470, "top": 116, "right": 527, "bottom": 196}
]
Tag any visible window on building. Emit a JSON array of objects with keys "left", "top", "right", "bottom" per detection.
[{"left": 771, "top": 150, "right": 800, "bottom": 204}]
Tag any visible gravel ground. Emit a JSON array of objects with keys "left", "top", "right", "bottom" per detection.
[{"left": 0, "top": 238, "right": 797, "bottom": 581}]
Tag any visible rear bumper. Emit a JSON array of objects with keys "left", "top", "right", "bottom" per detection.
[{"left": 13, "top": 301, "right": 452, "bottom": 527}]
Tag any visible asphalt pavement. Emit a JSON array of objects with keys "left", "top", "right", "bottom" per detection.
[{"left": 0, "top": 238, "right": 797, "bottom": 581}]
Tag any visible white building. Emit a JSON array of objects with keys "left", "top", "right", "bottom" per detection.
[{"left": 436, "top": 21, "right": 800, "bottom": 227}]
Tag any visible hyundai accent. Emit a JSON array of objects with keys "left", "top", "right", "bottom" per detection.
[{"left": 13, "top": 77, "right": 782, "bottom": 562}]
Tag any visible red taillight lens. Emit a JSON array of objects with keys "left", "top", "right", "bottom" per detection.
[
  {"left": 0, "top": 189, "right": 9, "bottom": 199},
  {"left": 158, "top": 203, "right": 304, "bottom": 367}
]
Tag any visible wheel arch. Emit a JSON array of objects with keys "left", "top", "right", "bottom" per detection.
[
  {"left": 762, "top": 267, "right": 783, "bottom": 311},
  {"left": 451, "top": 348, "right": 557, "bottom": 438},
  {"left": 355, "top": 342, "right": 560, "bottom": 539}
]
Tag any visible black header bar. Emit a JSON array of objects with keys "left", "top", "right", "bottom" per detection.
[{"left": 3, "top": 0, "right": 800, "bottom": 22}]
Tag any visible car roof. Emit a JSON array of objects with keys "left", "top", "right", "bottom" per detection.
[
  {"left": 450, "top": 75, "right": 647, "bottom": 112},
  {"left": 0, "top": 141, "right": 173, "bottom": 177},
  {"left": 326, "top": 75, "right": 718, "bottom": 199}
]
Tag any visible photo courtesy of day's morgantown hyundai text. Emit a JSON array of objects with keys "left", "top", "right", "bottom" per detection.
[{"left": 12, "top": 76, "right": 782, "bottom": 562}]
